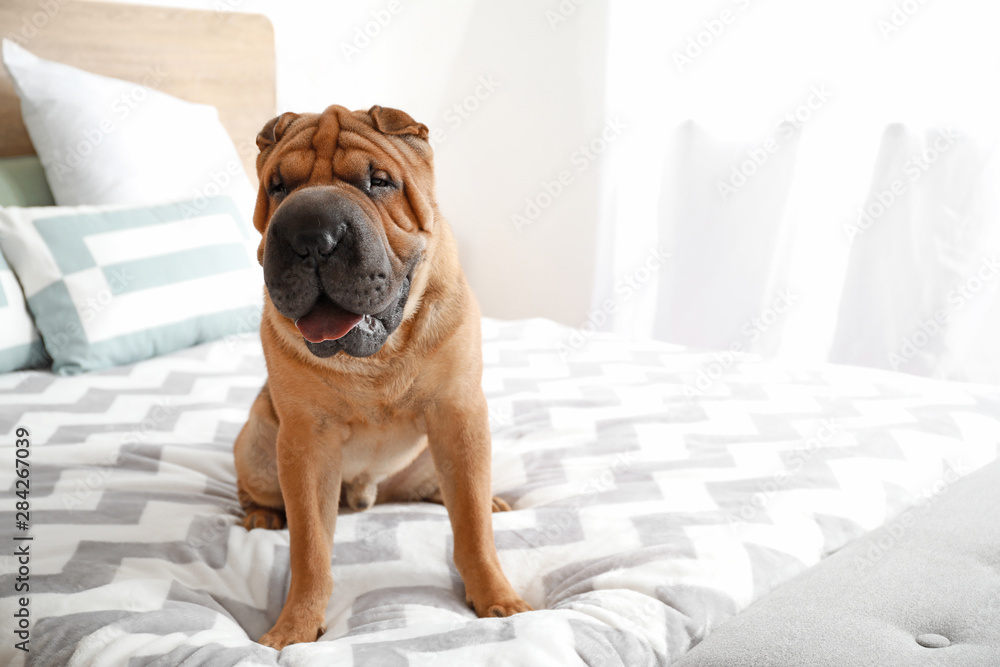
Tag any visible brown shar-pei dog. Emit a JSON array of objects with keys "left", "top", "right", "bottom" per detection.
[{"left": 234, "top": 104, "right": 531, "bottom": 650}]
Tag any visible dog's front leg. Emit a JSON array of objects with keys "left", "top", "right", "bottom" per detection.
[
  {"left": 426, "top": 391, "right": 532, "bottom": 618},
  {"left": 259, "top": 417, "right": 343, "bottom": 650}
]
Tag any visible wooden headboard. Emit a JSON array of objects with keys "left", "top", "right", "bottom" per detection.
[{"left": 0, "top": 0, "right": 275, "bottom": 182}]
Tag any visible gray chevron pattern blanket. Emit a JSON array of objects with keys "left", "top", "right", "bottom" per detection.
[{"left": 1, "top": 318, "right": 998, "bottom": 666}]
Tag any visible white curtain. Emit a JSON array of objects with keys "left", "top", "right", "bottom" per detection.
[
  {"left": 829, "top": 127, "right": 1000, "bottom": 381},
  {"left": 593, "top": 0, "right": 1000, "bottom": 382},
  {"left": 137, "top": 0, "right": 1000, "bottom": 382}
]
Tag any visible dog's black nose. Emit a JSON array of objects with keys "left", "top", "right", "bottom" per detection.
[
  {"left": 292, "top": 228, "right": 337, "bottom": 258},
  {"left": 266, "top": 186, "right": 354, "bottom": 264}
]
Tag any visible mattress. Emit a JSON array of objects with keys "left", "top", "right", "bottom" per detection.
[{"left": 1, "top": 317, "right": 998, "bottom": 666}]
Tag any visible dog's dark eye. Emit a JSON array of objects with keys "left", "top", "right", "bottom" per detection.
[
  {"left": 269, "top": 179, "right": 287, "bottom": 201},
  {"left": 369, "top": 169, "right": 393, "bottom": 190}
]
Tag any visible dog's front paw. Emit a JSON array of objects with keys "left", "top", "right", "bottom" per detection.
[
  {"left": 258, "top": 612, "right": 326, "bottom": 650},
  {"left": 468, "top": 593, "right": 533, "bottom": 618}
]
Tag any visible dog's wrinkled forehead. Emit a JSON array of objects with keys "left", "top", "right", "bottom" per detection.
[
  {"left": 252, "top": 104, "right": 437, "bottom": 236},
  {"left": 257, "top": 105, "right": 431, "bottom": 190}
]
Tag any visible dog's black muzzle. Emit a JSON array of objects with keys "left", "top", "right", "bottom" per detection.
[{"left": 262, "top": 186, "right": 414, "bottom": 358}]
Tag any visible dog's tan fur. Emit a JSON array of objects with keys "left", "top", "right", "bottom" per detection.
[{"left": 233, "top": 105, "right": 530, "bottom": 650}]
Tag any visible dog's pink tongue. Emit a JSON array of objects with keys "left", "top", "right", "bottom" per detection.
[{"left": 295, "top": 298, "right": 364, "bottom": 343}]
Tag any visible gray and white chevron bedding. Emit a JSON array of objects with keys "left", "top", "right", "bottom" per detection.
[{"left": 1, "top": 317, "right": 998, "bottom": 666}]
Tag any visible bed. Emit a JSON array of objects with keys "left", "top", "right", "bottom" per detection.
[
  {"left": 2, "top": 3, "right": 1000, "bottom": 667},
  {"left": 1, "top": 318, "right": 998, "bottom": 666}
]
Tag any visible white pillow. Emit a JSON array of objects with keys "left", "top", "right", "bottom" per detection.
[{"left": 1, "top": 40, "right": 254, "bottom": 220}]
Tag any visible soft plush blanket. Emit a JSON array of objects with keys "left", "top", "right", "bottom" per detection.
[{"left": 1, "top": 318, "right": 997, "bottom": 666}]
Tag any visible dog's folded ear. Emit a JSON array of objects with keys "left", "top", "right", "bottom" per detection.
[
  {"left": 257, "top": 112, "right": 301, "bottom": 153},
  {"left": 369, "top": 105, "right": 429, "bottom": 141},
  {"left": 255, "top": 112, "right": 300, "bottom": 177}
]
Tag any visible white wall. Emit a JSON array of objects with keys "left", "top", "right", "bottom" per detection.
[{"left": 90, "top": 0, "right": 609, "bottom": 328}]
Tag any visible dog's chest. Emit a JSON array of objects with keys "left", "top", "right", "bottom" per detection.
[{"left": 339, "top": 416, "right": 427, "bottom": 482}]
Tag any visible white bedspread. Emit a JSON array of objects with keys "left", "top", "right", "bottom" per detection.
[{"left": 1, "top": 318, "right": 997, "bottom": 666}]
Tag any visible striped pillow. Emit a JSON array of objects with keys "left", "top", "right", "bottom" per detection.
[
  {"left": 0, "top": 196, "right": 262, "bottom": 375},
  {"left": 0, "top": 248, "right": 48, "bottom": 372}
]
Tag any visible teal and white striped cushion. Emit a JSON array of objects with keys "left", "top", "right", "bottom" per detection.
[
  {"left": 0, "top": 196, "right": 262, "bottom": 375},
  {"left": 0, "top": 248, "right": 47, "bottom": 372}
]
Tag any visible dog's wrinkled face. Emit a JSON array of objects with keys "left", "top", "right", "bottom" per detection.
[{"left": 253, "top": 105, "right": 436, "bottom": 358}]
